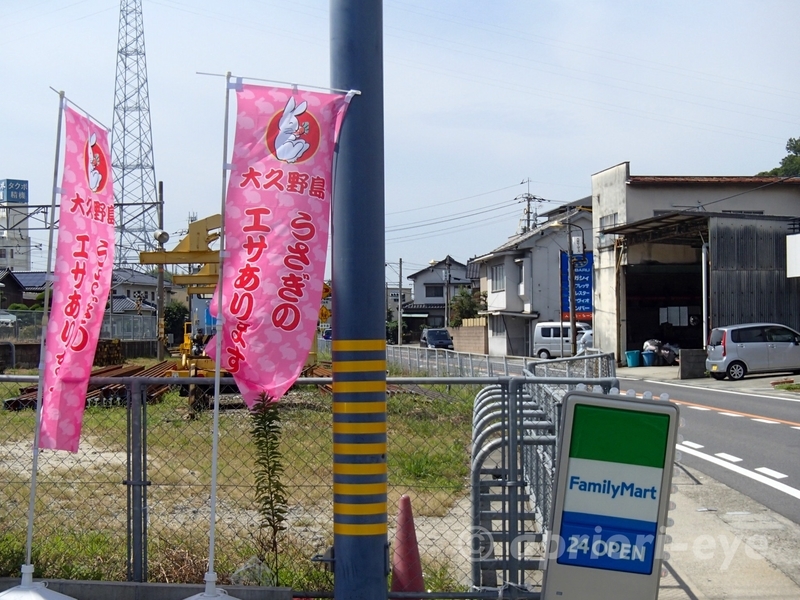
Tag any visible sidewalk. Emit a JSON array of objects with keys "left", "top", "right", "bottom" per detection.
[
  {"left": 616, "top": 363, "right": 800, "bottom": 399},
  {"left": 665, "top": 463, "right": 800, "bottom": 599},
  {"left": 613, "top": 364, "right": 800, "bottom": 598}
]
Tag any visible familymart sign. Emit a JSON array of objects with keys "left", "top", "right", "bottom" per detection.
[{"left": 543, "top": 391, "right": 679, "bottom": 600}]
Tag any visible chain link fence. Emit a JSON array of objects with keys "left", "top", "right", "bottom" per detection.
[
  {"left": 0, "top": 374, "right": 482, "bottom": 594},
  {"left": 0, "top": 350, "right": 617, "bottom": 597},
  {"left": 0, "top": 311, "right": 156, "bottom": 343}
]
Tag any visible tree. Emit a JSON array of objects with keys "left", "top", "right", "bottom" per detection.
[
  {"left": 163, "top": 299, "right": 189, "bottom": 342},
  {"left": 449, "top": 288, "right": 487, "bottom": 327},
  {"left": 757, "top": 136, "right": 800, "bottom": 177}
]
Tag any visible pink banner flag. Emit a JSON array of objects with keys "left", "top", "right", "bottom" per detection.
[
  {"left": 39, "top": 106, "right": 116, "bottom": 452},
  {"left": 207, "top": 84, "right": 352, "bottom": 406}
]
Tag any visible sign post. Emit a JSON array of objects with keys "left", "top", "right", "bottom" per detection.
[{"left": 542, "top": 391, "right": 679, "bottom": 600}]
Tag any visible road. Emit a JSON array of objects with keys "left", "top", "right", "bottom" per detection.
[{"left": 618, "top": 376, "right": 800, "bottom": 525}]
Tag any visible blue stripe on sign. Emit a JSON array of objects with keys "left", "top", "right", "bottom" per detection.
[
  {"left": 561, "top": 511, "right": 657, "bottom": 533},
  {"left": 557, "top": 511, "right": 658, "bottom": 575}
]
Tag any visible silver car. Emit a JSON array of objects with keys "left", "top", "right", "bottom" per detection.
[{"left": 706, "top": 322, "right": 800, "bottom": 380}]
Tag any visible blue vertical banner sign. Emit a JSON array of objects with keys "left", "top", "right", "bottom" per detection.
[{"left": 561, "top": 251, "right": 593, "bottom": 321}]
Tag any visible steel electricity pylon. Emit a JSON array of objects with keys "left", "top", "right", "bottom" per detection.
[{"left": 110, "top": 0, "right": 159, "bottom": 269}]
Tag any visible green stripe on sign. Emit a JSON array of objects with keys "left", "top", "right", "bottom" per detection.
[{"left": 569, "top": 404, "right": 670, "bottom": 468}]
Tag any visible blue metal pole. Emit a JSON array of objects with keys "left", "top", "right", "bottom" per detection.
[{"left": 330, "top": 2, "right": 388, "bottom": 600}]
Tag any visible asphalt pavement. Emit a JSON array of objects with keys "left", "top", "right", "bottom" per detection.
[{"left": 617, "top": 364, "right": 800, "bottom": 599}]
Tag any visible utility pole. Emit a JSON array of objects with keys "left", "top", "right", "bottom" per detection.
[
  {"left": 397, "top": 258, "right": 403, "bottom": 346},
  {"left": 445, "top": 256, "right": 451, "bottom": 328},
  {"left": 156, "top": 181, "right": 165, "bottom": 360},
  {"left": 568, "top": 220, "right": 577, "bottom": 356},
  {"left": 331, "top": 1, "right": 387, "bottom": 596}
]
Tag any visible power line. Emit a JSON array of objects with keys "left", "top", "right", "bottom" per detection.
[
  {"left": 386, "top": 182, "right": 525, "bottom": 216},
  {"left": 386, "top": 198, "right": 520, "bottom": 232}
]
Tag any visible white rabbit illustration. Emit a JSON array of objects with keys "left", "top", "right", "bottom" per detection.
[
  {"left": 87, "top": 132, "right": 102, "bottom": 192},
  {"left": 274, "top": 97, "right": 310, "bottom": 163}
]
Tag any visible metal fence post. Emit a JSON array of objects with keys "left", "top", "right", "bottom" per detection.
[{"left": 126, "top": 380, "right": 147, "bottom": 582}]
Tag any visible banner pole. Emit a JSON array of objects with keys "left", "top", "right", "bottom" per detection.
[
  {"left": 191, "top": 71, "right": 234, "bottom": 600},
  {"left": 23, "top": 90, "right": 65, "bottom": 569}
]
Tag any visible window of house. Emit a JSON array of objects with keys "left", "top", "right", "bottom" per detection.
[
  {"left": 151, "top": 291, "right": 155, "bottom": 301},
  {"left": 126, "top": 290, "right": 130, "bottom": 298},
  {"left": 9, "top": 250, "right": 13, "bottom": 259},
  {"left": 491, "top": 315, "right": 506, "bottom": 336},
  {"left": 491, "top": 264, "right": 505, "bottom": 292},
  {"left": 0, "top": 250, "right": 6, "bottom": 259},
  {"left": 598, "top": 212, "right": 619, "bottom": 248},
  {"left": 426, "top": 285, "right": 444, "bottom": 298}
]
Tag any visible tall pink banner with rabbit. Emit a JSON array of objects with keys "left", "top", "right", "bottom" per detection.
[
  {"left": 40, "top": 106, "right": 115, "bottom": 452},
  {"left": 207, "top": 84, "right": 352, "bottom": 406}
]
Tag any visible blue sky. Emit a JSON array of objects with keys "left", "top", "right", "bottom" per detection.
[{"left": 2, "top": 0, "right": 798, "bottom": 283}]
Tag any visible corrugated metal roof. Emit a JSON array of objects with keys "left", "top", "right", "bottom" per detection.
[
  {"left": 111, "top": 295, "right": 156, "bottom": 313},
  {"left": 604, "top": 211, "right": 795, "bottom": 246}
]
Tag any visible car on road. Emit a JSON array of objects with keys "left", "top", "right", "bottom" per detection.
[
  {"left": 0, "top": 311, "right": 17, "bottom": 327},
  {"left": 706, "top": 322, "right": 800, "bottom": 380},
  {"left": 533, "top": 321, "right": 591, "bottom": 359},
  {"left": 419, "top": 328, "right": 454, "bottom": 350},
  {"left": 321, "top": 328, "right": 332, "bottom": 341}
]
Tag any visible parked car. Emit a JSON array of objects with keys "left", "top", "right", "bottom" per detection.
[
  {"left": 322, "top": 328, "right": 332, "bottom": 341},
  {"left": 706, "top": 322, "right": 800, "bottom": 380},
  {"left": 420, "top": 328, "right": 454, "bottom": 350},
  {"left": 0, "top": 311, "right": 17, "bottom": 326},
  {"left": 533, "top": 321, "right": 591, "bottom": 359}
]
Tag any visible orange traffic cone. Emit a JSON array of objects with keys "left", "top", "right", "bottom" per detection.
[{"left": 391, "top": 494, "right": 425, "bottom": 597}]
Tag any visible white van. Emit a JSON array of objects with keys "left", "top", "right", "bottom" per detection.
[{"left": 533, "top": 321, "right": 591, "bottom": 359}]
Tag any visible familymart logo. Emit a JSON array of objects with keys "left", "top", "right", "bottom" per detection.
[{"left": 569, "top": 475, "right": 658, "bottom": 501}]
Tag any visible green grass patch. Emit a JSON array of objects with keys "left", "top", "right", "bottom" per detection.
[
  {"left": 775, "top": 383, "right": 800, "bottom": 391},
  {"left": 0, "top": 375, "right": 476, "bottom": 589}
]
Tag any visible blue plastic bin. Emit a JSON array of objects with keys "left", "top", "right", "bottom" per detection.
[
  {"left": 642, "top": 351, "right": 656, "bottom": 366},
  {"left": 625, "top": 350, "right": 641, "bottom": 367}
]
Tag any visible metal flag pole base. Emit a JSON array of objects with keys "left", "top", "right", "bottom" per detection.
[
  {"left": 181, "top": 572, "right": 241, "bottom": 599},
  {"left": 0, "top": 565, "right": 78, "bottom": 600}
]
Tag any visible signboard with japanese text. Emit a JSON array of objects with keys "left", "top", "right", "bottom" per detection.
[
  {"left": 561, "top": 250, "right": 593, "bottom": 321},
  {"left": 40, "top": 106, "right": 115, "bottom": 452},
  {"left": 542, "top": 391, "right": 679, "bottom": 600},
  {"left": 0, "top": 179, "right": 29, "bottom": 203},
  {"left": 207, "top": 84, "right": 352, "bottom": 406}
]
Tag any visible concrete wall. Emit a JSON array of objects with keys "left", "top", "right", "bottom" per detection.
[{"left": 451, "top": 318, "right": 488, "bottom": 354}]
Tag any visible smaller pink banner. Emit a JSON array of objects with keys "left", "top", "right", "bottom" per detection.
[
  {"left": 207, "top": 84, "right": 351, "bottom": 406},
  {"left": 39, "top": 106, "right": 116, "bottom": 452}
]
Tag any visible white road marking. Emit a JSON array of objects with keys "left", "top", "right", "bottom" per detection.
[
  {"left": 751, "top": 418, "right": 779, "bottom": 424},
  {"left": 682, "top": 441, "right": 704, "bottom": 449},
  {"left": 755, "top": 467, "right": 788, "bottom": 480},
  {"left": 715, "top": 452, "right": 743, "bottom": 463},
  {"left": 720, "top": 412, "right": 744, "bottom": 417},
  {"left": 677, "top": 444, "right": 800, "bottom": 501},
  {"left": 688, "top": 406, "right": 711, "bottom": 411},
  {"left": 622, "top": 378, "right": 800, "bottom": 404},
  {"left": 793, "top": 427, "right": 800, "bottom": 431}
]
